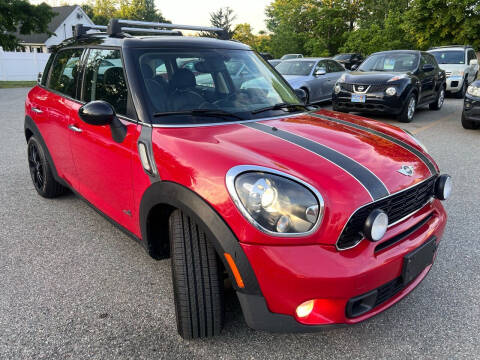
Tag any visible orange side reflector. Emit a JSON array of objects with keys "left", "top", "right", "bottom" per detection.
[{"left": 224, "top": 253, "right": 245, "bottom": 288}]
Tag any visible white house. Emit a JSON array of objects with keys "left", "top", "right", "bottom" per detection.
[{"left": 15, "top": 5, "right": 93, "bottom": 53}]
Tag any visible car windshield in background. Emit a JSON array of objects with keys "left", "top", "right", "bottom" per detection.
[
  {"left": 276, "top": 61, "right": 316, "bottom": 76},
  {"left": 133, "top": 49, "right": 301, "bottom": 124},
  {"left": 281, "top": 54, "right": 299, "bottom": 60},
  {"left": 431, "top": 51, "right": 465, "bottom": 64},
  {"left": 333, "top": 54, "right": 351, "bottom": 60},
  {"left": 358, "top": 53, "right": 419, "bottom": 72}
]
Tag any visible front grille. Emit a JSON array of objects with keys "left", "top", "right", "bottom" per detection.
[
  {"left": 337, "top": 176, "right": 437, "bottom": 250},
  {"left": 368, "top": 84, "right": 387, "bottom": 92},
  {"left": 446, "top": 71, "right": 452, "bottom": 76},
  {"left": 341, "top": 83, "right": 354, "bottom": 92},
  {"left": 340, "top": 83, "right": 386, "bottom": 93}
]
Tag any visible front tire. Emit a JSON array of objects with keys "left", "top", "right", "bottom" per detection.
[
  {"left": 169, "top": 209, "right": 224, "bottom": 339},
  {"left": 398, "top": 93, "right": 416, "bottom": 123},
  {"left": 27, "top": 136, "right": 66, "bottom": 198},
  {"left": 461, "top": 112, "right": 479, "bottom": 129},
  {"left": 429, "top": 86, "right": 445, "bottom": 110}
]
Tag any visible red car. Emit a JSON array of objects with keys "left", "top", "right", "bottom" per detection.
[{"left": 25, "top": 20, "right": 451, "bottom": 339}]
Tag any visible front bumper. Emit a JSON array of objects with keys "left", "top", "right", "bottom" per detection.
[
  {"left": 237, "top": 199, "right": 446, "bottom": 332},
  {"left": 463, "top": 94, "right": 480, "bottom": 122},
  {"left": 446, "top": 76, "right": 464, "bottom": 93},
  {"left": 332, "top": 90, "right": 404, "bottom": 115}
]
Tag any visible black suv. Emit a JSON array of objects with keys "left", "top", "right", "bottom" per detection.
[
  {"left": 332, "top": 50, "right": 446, "bottom": 122},
  {"left": 332, "top": 53, "right": 364, "bottom": 70}
]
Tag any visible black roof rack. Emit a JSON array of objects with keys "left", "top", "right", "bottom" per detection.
[
  {"left": 74, "top": 19, "right": 225, "bottom": 39},
  {"left": 107, "top": 19, "right": 225, "bottom": 38},
  {"left": 429, "top": 45, "right": 474, "bottom": 50}
]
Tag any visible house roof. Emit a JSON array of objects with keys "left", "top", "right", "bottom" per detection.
[{"left": 15, "top": 5, "right": 78, "bottom": 44}]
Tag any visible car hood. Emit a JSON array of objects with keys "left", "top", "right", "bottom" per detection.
[
  {"left": 344, "top": 71, "right": 410, "bottom": 84},
  {"left": 152, "top": 109, "right": 438, "bottom": 245},
  {"left": 436, "top": 63, "right": 466, "bottom": 73}
]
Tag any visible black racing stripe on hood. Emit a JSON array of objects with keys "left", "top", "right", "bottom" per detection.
[
  {"left": 310, "top": 113, "right": 437, "bottom": 175},
  {"left": 243, "top": 122, "right": 390, "bottom": 201}
]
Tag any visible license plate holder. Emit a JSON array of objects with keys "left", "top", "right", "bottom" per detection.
[
  {"left": 351, "top": 94, "right": 366, "bottom": 103},
  {"left": 402, "top": 237, "right": 437, "bottom": 285}
]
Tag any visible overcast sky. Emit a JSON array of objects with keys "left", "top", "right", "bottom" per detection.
[{"left": 30, "top": 0, "right": 272, "bottom": 33}]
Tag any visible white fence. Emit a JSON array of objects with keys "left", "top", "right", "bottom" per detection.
[{"left": 0, "top": 48, "right": 51, "bottom": 81}]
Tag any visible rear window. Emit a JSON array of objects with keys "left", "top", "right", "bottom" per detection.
[
  {"left": 276, "top": 61, "right": 316, "bottom": 76},
  {"left": 48, "top": 48, "right": 84, "bottom": 98}
]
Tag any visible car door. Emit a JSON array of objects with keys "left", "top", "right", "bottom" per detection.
[
  {"left": 418, "top": 54, "right": 435, "bottom": 103},
  {"left": 323, "top": 60, "right": 345, "bottom": 100},
  {"left": 36, "top": 48, "right": 84, "bottom": 187},
  {"left": 68, "top": 48, "right": 138, "bottom": 233},
  {"left": 310, "top": 60, "right": 328, "bottom": 101}
]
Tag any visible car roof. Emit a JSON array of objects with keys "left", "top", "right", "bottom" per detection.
[
  {"left": 371, "top": 50, "right": 421, "bottom": 56},
  {"left": 281, "top": 57, "right": 326, "bottom": 62},
  {"left": 55, "top": 33, "right": 251, "bottom": 51},
  {"left": 428, "top": 47, "right": 469, "bottom": 52}
]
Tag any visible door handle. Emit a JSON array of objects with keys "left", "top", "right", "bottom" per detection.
[
  {"left": 31, "top": 107, "right": 43, "bottom": 114},
  {"left": 68, "top": 124, "right": 83, "bottom": 133}
]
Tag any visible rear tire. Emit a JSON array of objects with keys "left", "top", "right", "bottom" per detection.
[
  {"left": 169, "top": 209, "right": 224, "bottom": 339},
  {"left": 397, "top": 93, "right": 416, "bottom": 123},
  {"left": 429, "top": 86, "right": 445, "bottom": 110},
  {"left": 461, "top": 112, "right": 479, "bottom": 129},
  {"left": 27, "top": 136, "right": 66, "bottom": 198}
]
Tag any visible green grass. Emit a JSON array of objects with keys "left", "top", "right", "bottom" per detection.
[{"left": 0, "top": 81, "right": 37, "bottom": 88}]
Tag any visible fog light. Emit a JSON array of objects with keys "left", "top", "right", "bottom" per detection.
[
  {"left": 363, "top": 209, "right": 388, "bottom": 242},
  {"left": 296, "top": 300, "right": 315, "bottom": 318},
  {"left": 386, "top": 87, "right": 397, "bottom": 96},
  {"left": 435, "top": 174, "right": 452, "bottom": 200}
]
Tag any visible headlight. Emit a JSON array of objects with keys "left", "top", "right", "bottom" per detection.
[
  {"left": 226, "top": 166, "right": 324, "bottom": 236},
  {"left": 467, "top": 85, "right": 480, "bottom": 97},
  {"left": 403, "top": 129, "right": 428, "bottom": 153},
  {"left": 385, "top": 87, "right": 397, "bottom": 96},
  {"left": 450, "top": 70, "right": 464, "bottom": 77},
  {"left": 334, "top": 84, "right": 341, "bottom": 94}
]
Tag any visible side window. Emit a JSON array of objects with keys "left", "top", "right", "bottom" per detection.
[
  {"left": 468, "top": 50, "right": 477, "bottom": 64},
  {"left": 330, "top": 60, "right": 345, "bottom": 72},
  {"left": 425, "top": 54, "right": 438, "bottom": 68},
  {"left": 41, "top": 53, "right": 55, "bottom": 86},
  {"left": 48, "top": 48, "right": 84, "bottom": 98},
  {"left": 315, "top": 61, "right": 327, "bottom": 73},
  {"left": 83, "top": 49, "right": 128, "bottom": 116}
]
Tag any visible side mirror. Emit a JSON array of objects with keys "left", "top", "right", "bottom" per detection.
[
  {"left": 470, "top": 59, "right": 478, "bottom": 65},
  {"left": 422, "top": 64, "right": 435, "bottom": 72},
  {"left": 294, "top": 88, "right": 308, "bottom": 104},
  {"left": 351, "top": 64, "right": 358, "bottom": 71},
  {"left": 315, "top": 69, "right": 326, "bottom": 76},
  {"left": 37, "top": 72, "right": 42, "bottom": 84},
  {"left": 78, "top": 100, "right": 115, "bottom": 126}
]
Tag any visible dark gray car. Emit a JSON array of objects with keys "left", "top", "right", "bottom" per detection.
[{"left": 276, "top": 58, "right": 346, "bottom": 104}]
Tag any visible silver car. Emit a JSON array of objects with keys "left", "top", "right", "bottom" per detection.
[{"left": 275, "top": 58, "right": 346, "bottom": 104}]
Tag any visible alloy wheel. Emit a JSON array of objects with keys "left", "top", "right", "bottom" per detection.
[
  {"left": 407, "top": 97, "right": 416, "bottom": 120},
  {"left": 28, "top": 142, "right": 45, "bottom": 190},
  {"left": 438, "top": 89, "right": 445, "bottom": 108}
]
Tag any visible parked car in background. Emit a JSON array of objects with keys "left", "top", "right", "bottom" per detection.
[
  {"left": 332, "top": 50, "right": 446, "bottom": 122},
  {"left": 462, "top": 79, "right": 480, "bottom": 129},
  {"left": 281, "top": 54, "right": 304, "bottom": 60},
  {"left": 276, "top": 58, "right": 346, "bottom": 104},
  {"left": 333, "top": 53, "right": 364, "bottom": 70},
  {"left": 260, "top": 52, "right": 273, "bottom": 61},
  {"left": 268, "top": 59, "right": 282, "bottom": 67},
  {"left": 428, "top": 45, "right": 478, "bottom": 98}
]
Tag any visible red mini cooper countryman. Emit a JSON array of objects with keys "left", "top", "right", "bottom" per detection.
[{"left": 25, "top": 20, "right": 451, "bottom": 339}]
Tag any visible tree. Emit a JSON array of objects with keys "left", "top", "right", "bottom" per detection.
[
  {"left": 232, "top": 23, "right": 255, "bottom": 47},
  {"left": 0, "top": 0, "right": 55, "bottom": 51},
  {"left": 117, "top": 0, "right": 168, "bottom": 23},
  {"left": 201, "top": 7, "right": 236, "bottom": 39}
]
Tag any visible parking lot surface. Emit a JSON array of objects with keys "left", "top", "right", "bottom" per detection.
[{"left": 1, "top": 88, "right": 479, "bottom": 359}]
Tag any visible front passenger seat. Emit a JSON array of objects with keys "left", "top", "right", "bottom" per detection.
[{"left": 168, "top": 69, "right": 206, "bottom": 111}]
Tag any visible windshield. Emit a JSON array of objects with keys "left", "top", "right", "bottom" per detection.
[
  {"left": 358, "top": 53, "right": 419, "bottom": 72},
  {"left": 430, "top": 51, "right": 465, "bottom": 64},
  {"left": 276, "top": 61, "right": 316, "bottom": 76},
  {"left": 333, "top": 54, "right": 350, "bottom": 60},
  {"left": 133, "top": 48, "right": 301, "bottom": 124}
]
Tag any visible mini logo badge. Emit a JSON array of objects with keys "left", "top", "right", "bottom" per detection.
[
  {"left": 397, "top": 165, "right": 414, "bottom": 177},
  {"left": 357, "top": 85, "right": 365, "bottom": 92}
]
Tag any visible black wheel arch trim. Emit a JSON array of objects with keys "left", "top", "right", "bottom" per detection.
[
  {"left": 139, "top": 180, "right": 262, "bottom": 295},
  {"left": 24, "top": 115, "right": 68, "bottom": 187}
]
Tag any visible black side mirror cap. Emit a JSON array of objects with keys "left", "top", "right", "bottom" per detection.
[
  {"left": 422, "top": 64, "right": 435, "bottom": 72},
  {"left": 78, "top": 100, "right": 115, "bottom": 126},
  {"left": 294, "top": 88, "right": 308, "bottom": 104}
]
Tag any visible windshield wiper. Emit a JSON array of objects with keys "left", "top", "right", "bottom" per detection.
[
  {"left": 152, "top": 109, "right": 245, "bottom": 121},
  {"left": 251, "top": 102, "right": 307, "bottom": 115}
]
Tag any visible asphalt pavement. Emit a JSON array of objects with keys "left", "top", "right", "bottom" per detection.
[{"left": 0, "top": 88, "right": 479, "bottom": 359}]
